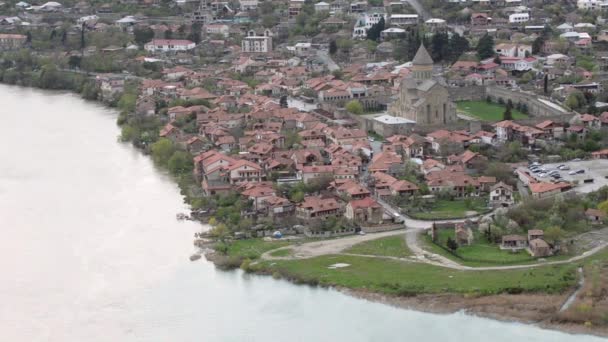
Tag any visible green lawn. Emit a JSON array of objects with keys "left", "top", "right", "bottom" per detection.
[
  {"left": 225, "top": 239, "right": 291, "bottom": 260},
  {"left": 457, "top": 101, "right": 527, "bottom": 121},
  {"left": 257, "top": 254, "right": 577, "bottom": 295},
  {"left": 422, "top": 229, "right": 572, "bottom": 267},
  {"left": 345, "top": 236, "right": 411, "bottom": 258},
  {"left": 269, "top": 248, "right": 293, "bottom": 257},
  {"left": 409, "top": 198, "right": 489, "bottom": 220}
]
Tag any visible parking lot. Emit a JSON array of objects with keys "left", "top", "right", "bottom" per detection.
[{"left": 524, "top": 159, "right": 608, "bottom": 194}]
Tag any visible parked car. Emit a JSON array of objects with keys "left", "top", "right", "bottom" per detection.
[
  {"left": 568, "top": 170, "right": 577, "bottom": 175},
  {"left": 572, "top": 158, "right": 582, "bottom": 162},
  {"left": 539, "top": 173, "right": 548, "bottom": 178},
  {"left": 576, "top": 169, "right": 585, "bottom": 174},
  {"left": 530, "top": 162, "right": 541, "bottom": 167},
  {"left": 558, "top": 165, "right": 570, "bottom": 170}
]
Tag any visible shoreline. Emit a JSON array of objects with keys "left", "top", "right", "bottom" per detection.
[{"left": 204, "top": 250, "right": 608, "bottom": 338}]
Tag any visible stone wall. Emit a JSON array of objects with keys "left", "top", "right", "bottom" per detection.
[
  {"left": 448, "top": 86, "right": 487, "bottom": 102},
  {"left": 485, "top": 86, "right": 570, "bottom": 117},
  {"left": 448, "top": 85, "right": 572, "bottom": 118}
]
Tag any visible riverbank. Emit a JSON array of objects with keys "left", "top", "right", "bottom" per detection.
[{"left": 203, "top": 234, "right": 608, "bottom": 338}]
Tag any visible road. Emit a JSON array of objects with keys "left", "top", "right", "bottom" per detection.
[
  {"left": 403, "top": 0, "right": 430, "bottom": 20},
  {"left": 316, "top": 50, "right": 340, "bottom": 72}
]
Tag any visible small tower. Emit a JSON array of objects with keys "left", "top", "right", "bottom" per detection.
[{"left": 411, "top": 44, "right": 433, "bottom": 81}]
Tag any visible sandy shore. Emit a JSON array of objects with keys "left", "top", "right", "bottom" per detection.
[{"left": 342, "top": 288, "right": 608, "bottom": 338}]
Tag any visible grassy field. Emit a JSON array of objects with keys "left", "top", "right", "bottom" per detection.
[
  {"left": 422, "top": 230, "right": 572, "bottom": 267},
  {"left": 257, "top": 254, "right": 577, "bottom": 295},
  {"left": 409, "top": 199, "right": 489, "bottom": 220},
  {"left": 457, "top": 101, "right": 527, "bottom": 121},
  {"left": 345, "top": 236, "right": 411, "bottom": 258},
  {"left": 225, "top": 239, "right": 291, "bottom": 260},
  {"left": 269, "top": 248, "right": 293, "bottom": 257}
]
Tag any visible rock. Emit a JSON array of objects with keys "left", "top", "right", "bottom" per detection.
[{"left": 189, "top": 254, "right": 202, "bottom": 261}]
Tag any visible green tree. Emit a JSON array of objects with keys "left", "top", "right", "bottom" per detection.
[
  {"left": 134, "top": 27, "right": 155, "bottom": 45},
  {"left": 117, "top": 93, "right": 137, "bottom": 112},
  {"left": 366, "top": 17, "right": 385, "bottom": 41},
  {"left": 329, "top": 40, "right": 337, "bottom": 55},
  {"left": 168, "top": 151, "right": 194, "bottom": 175},
  {"left": 430, "top": 32, "right": 449, "bottom": 62},
  {"left": 598, "top": 200, "right": 608, "bottom": 214},
  {"left": 503, "top": 103, "right": 513, "bottom": 121},
  {"left": 447, "top": 33, "right": 469, "bottom": 62},
  {"left": 345, "top": 100, "right": 363, "bottom": 114},
  {"left": 544, "top": 226, "right": 565, "bottom": 245},
  {"left": 150, "top": 138, "right": 176, "bottom": 165},
  {"left": 446, "top": 237, "right": 459, "bottom": 251},
  {"left": 532, "top": 36, "right": 544, "bottom": 55},
  {"left": 279, "top": 95, "right": 288, "bottom": 108},
  {"left": 476, "top": 34, "right": 495, "bottom": 60}
]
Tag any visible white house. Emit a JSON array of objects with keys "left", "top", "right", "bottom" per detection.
[
  {"left": 314, "top": 1, "right": 330, "bottom": 12},
  {"left": 205, "top": 24, "right": 230, "bottom": 38},
  {"left": 352, "top": 12, "right": 386, "bottom": 39},
  {"left": 390, "top": 14, "right": 418, "bottom": 26},
  {"left": 509, "top": 13, "right": 529, "bottom": 23},
  {"left": 240, "top": 0, "right": 258, "bottom": 10},
  {"left": 495, "top": 43, "right": 531, "bottom": 58},
  {"left": 577, "top": 0, "right": 608, "bottom": 10},
  {"left": 241, "top": 29, "right": 273, "bottom": 53},
  {"left": 144, "top": 39, "right": 196, "bottom": 52}
]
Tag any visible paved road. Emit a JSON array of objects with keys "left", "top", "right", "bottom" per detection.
[{"left": 403, "top": 0, "right": 430, "bottom": 20}]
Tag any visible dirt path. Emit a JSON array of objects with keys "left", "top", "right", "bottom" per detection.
[
  {"left": 261, "top": 229, "right": 406, "bottom": 260},
  {"left": 261, "top": 227, "right": 608, "bottom": 272}
]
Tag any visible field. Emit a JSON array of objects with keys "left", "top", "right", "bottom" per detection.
[
  {"left": 457, "top": 101, "right": 527, "bottom": 121},
  {"left": 344, "top": 236, "right": 411, "bottom": 258},
  {"left": 408, "top": 198, "right": 489, "bottom": 220},
  {"left": 257, "top": 254, "right": 577, "bottom": 295},
  {"left": 225, "top": 239, "right": 291, "bottom": 260}
]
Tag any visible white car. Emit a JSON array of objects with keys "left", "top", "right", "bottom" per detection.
[
  {"left": 539, "top": 173, "right": 548, "bottom": 178},
  {"left": 568, "top": 170, "right": 577, "bottom": 175},
  {"left": 558, "top": 165, "right": 570, "bottom": 170}
]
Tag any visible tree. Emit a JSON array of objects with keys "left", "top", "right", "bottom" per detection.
[
  {"left": 477, "top": 34, "right": 495, "bottom": 60},
  {"left": 430, "top": 32, "right": 449, "bottom": 62},
  {"left": 279, "top": 95, "right": 288, "bottom": 108},
  {"left": 543, "top": 74, "right": 548, "bottom": 95},
  {"left": 447, "top": 34, "right": 469, "bottom": 62},
  {"left": 446, "top": 237, "right": 459, "bottom": 251},
  {"left": 134, "top": 27, "right": 155, "bottom": 45},
  {"left": 26, "top": 31, "right": 32, "bottom": 43},
  {"left": 503, "top": 103, "right": 513, "bottom": 121},
  {"left": 366, "top": 17, "right": 385, "bottom": 41},
  {"left": 80, "top": 23, "right": 86, "bottom": 49},
  {"left": 329, "top": 40, "right": 337, "bottom": 55},
  {"left": 532, "top": 36, "right": 544, "bottom": 55},
  {"left": 150, "top": 138, "right": 176, "bottom": 165},
  {"left": 345, "top": 100, "right": 363, "bottom": 114},
  {"left": 598, "top": 200, "right": 608, "bottom": 214},
  {"left": 168, "top": 151, "right": 194, "bottom": 175},
  {"left": 61, "top": 30, "right": 67, "bottom": 46},
  {"left": 164, "top": 29, "right": 173, "bottom": 39},
  {"left": 544, "top": 226, "right": 565, "bottom": 245}
]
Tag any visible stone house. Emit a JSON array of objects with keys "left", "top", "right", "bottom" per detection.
[
  {"left": 529, "top": 239, "right": 551, "bottom": 257},
  {"left": 345, "top": 197, "right": 383, "bottom": 225},
  {"left": 586, "top": 208, "right": 606, "bottom": 224},
  {"left": 489, "top": 182, "right": 514, "bottom": 208},
  {"left": 501, "top": 234, "right": 528, "bottom": 249},
  {"left": 296, "top": 196, "right": 343, "bottom": 220}
]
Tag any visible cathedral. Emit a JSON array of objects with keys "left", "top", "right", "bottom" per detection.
[{"left": 389, "top": 44, "right": 457, "bottom": 125}]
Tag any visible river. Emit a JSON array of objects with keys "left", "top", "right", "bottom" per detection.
[{"left": 0, "top": 84, "right": 603, "bottom": 341}]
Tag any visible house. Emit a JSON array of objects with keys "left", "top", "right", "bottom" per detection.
[
  {"left": 529, "top": 239, "right": 551, "bottom": 257},
  {"left": 455, "top": 224, "right": 473, "bottom": 246},
  {"left": 0, "top": 33, "right": 27, "bottom": 50},
  {"left": 528, "top": 229, "right": 544, "bottom": 241},
  {"left": 336, "top": 180, "right": 371, "bottom": 199},
  {"left": 186, "top": 137, "right": 206, "bottom": 154},
  {"left": 586, "top": 208, "right": 606, "bottom": 224},
  {"left": 528, "top": 181, "right": 571, "bottom": 199},
  {"left": 299, "top": 165, "right": 334, "bottom": 184},
  {"left": 296, "top": 196, "right": 342, "bottom": 220},
  {"left": 447, "top": 150, "right": 486, "bottom": 169},
  {"left": 240, "top": 183, "right": 275, "bottom": 210},
  {"left": 262, "top": 196, "right": 295, "bottom": 218},
  {"left": 570, "top": 113, "right": 601, "bottom": 129},
  {"left": 241, "top": 29, "right": 273, "bottom": 53},
  {"left": 591, "top": 149, "right": 608, "bottom": 159},
  {"left": 535, "top": 120, "right": 564, "bottom": 139},
  {"left": 489, "top": 182, "right": 514, "bottom": 207},
  {"left": 501, "top": 235, "right": 528, "bottom": 249},
  {"left": 508, "top": 12, "right": 529, "bottom": 23},
  {"left": 345, "top": 197, "right": 383, "bottom": 225},
  {"left": 144, "top": 39, "right": 196, "bottom": 52},
  {"left": 314, "top": 1, "right": 330, "bottom": 11}
]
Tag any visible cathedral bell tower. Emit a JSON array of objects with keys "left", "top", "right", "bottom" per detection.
[{"left": 411, "top": 44, "right": 433, "bottom": 81}]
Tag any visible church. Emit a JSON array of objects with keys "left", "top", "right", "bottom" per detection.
[{"left": 389, "top": 44, "right": 457, "bottom": 125}]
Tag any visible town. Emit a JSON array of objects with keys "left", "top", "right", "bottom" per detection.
[{"left": 2, "top": 0, "right": 608, "bottom": 334}]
